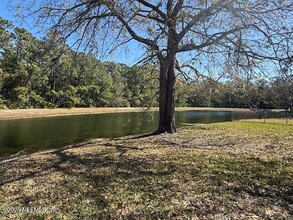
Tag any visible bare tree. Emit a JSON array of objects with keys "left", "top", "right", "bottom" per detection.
[{"left": 18, "top": 0, "right": 293, "bottom": 133}]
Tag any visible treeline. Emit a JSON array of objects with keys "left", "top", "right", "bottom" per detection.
[
  {"left": 176, "top": 77, "right": 293, "bottom": 109},
  {"left": 0, "top": 17, "right": 159, "bottom": 109},
  {"left": 0, "top": 17, "right": 292, "bottom": 109}
]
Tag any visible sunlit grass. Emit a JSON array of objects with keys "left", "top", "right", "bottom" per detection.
[
  {"left": 1, "top": 120, "right": 292, "bottom": 219},
  {"left": 243, "top": 118, "right": 293, "bottom": 126}
]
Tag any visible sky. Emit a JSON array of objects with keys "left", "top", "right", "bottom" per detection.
[
  {"left": 1, "top": 0, "right": 290, "bottom": 77},
  {"left": 1, "top": 0, "right": 18, "bottom": 24},
  {"left": 0, "top": 0, "right": 144, "bottom": 66}
]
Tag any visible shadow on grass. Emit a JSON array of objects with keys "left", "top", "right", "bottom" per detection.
[{"left": 0, "top": 142, "right": 292, "bottom": 219}]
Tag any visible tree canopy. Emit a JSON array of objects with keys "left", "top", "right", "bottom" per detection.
[{"left": 19, "top": 0, "right": 293, "bottom": 70}]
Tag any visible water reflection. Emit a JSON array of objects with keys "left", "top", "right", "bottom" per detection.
[{"left": 0, "top": 111, "right": 231, "bottom": 156}]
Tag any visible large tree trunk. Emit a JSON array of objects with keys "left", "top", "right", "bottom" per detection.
[{"left": 156, "top": 57, "right": 176, "bottom": 134}]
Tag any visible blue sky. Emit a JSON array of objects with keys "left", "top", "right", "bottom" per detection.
[
  {"left": 1, "top": 0, "right": 19, "bottom": 24},
  {"left": 0, "top": 0, "right": 144, "bottom": 65}
]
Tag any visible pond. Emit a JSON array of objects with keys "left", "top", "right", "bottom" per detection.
[{"left": 0, "top": 111, "right": 232, "bottom": 156}]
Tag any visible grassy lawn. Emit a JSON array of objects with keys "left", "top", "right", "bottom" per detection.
[{"left": 0, "top": 120, "right": 292, "bottom": 219}]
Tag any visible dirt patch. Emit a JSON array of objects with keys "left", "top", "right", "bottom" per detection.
[{"left": 0, "top": 108, "right": 148, "bottom": 120}]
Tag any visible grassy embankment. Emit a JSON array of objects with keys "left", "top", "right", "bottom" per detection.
[{"left": 0, "top": 119, "right": 292, "bottom": 219}]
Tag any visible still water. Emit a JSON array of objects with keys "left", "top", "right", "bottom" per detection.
[{"left": 0, "top": 111, "right": 231, "bottom": 156}]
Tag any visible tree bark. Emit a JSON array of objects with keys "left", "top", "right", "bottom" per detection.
[{"left": 156, "top": 57, "right": 176, "bottom": 134}]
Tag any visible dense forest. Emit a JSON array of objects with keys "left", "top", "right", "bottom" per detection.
[{"left": 0, "top": 17, "right": 292, "bottom": 110}]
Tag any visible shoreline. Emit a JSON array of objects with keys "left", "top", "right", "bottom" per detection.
[
  {"left": 0, "top": 107, "right": 251, "bottom": 120},
  {"left": 1, "top": 121, "right": 292, "bottom": 218}
]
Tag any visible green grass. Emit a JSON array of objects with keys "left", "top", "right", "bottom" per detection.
[{"left": 0, "top": 120, "right": 292, "bottom": 219}]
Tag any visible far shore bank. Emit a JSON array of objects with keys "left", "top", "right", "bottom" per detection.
[{"left": 0, "top": 107, "right": 254, "bottom": 120}]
